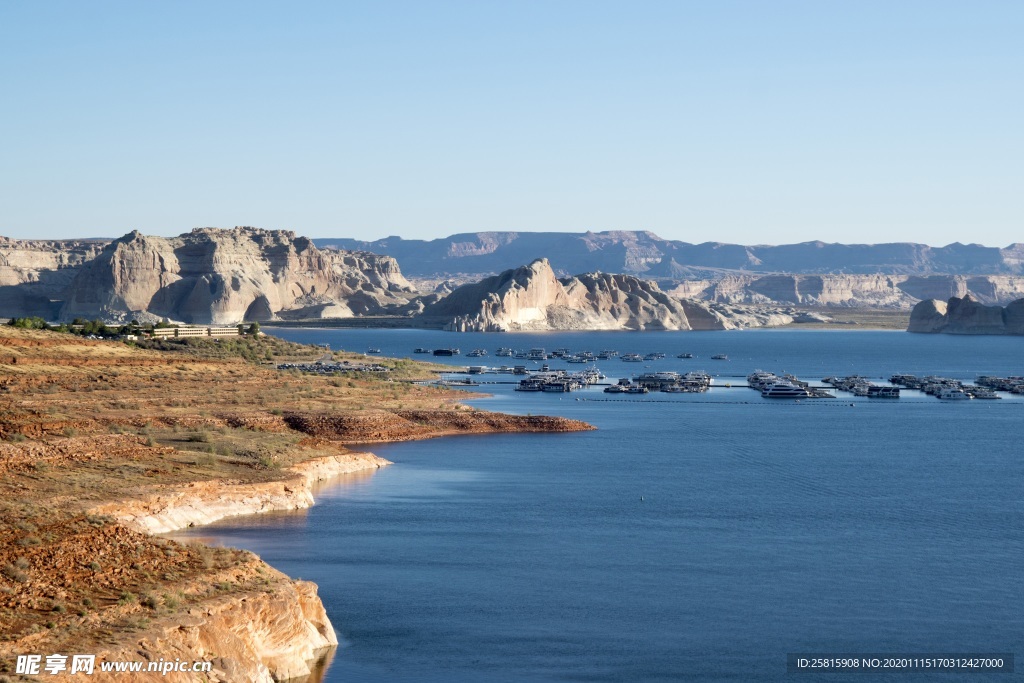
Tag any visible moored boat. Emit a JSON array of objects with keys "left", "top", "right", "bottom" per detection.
[{"left": 761, "top": 381, "right": 810, "bottom": 398}]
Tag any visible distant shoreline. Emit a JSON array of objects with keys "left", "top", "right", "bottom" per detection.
[{"left": 262, "top": 308, "right": 913, "bottom": 332}]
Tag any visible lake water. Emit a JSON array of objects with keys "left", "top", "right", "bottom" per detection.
[{"left": 178, "top": 330, "right": 1023, "bottom": 682}]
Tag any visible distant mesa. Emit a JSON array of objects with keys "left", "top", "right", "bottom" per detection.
[
  {"left": 317, "top": 231, "right": 1024, "bottom": 309},
  {"left": 316, "top": 231, "right": 1024, "bottom": 278},
  {"left": 908, "top": 295, "right": 1024, "bottom": 335}
]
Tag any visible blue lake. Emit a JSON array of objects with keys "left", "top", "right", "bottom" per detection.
[{"left": 178, "top": 330, "right": 1023, "bottom": 682}]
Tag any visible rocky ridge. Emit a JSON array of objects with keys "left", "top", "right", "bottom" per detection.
[
  {"left": 907, "top": 295, "right": 1024, "bottom": 335},
  {"left": 318, "top": 231, "right": 1024, "bottom": 277}
]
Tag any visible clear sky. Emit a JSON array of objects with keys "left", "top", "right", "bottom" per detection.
[{"left": 1, "top": 1, "right": 1021, "bottom": 246}]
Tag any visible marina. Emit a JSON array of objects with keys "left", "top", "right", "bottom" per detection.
[
  {"left": 239, "top": 329, "right": 1024, "bottom": 683},
  {"left": 419, "top": 363, "right": 1023, "bottom": 404}
]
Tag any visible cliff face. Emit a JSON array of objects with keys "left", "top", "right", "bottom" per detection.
[
  {"left": 45, "top": 227, "right": 414, "bottom": 323},
  {"left": 0, "top": 237, "right": 107, "bottom": 318},
  {"left": 419, "top": 259, "right": 802, "bottom": 331},
  {"left": 908, "top": 295, "right": 1024, "bottom": 334},
  {"left": 87, "top": 576, "right": 337, "bottom": 683}
]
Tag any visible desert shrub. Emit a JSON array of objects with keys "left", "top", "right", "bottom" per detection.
[{"left": 2, "top": 563, "right": 28, "bottom": 583}]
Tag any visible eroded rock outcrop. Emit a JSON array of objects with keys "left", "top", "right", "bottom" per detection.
[
  {"left": 418, "top": 259, "right": 805, "bottom": 331},
  {"left": 88, "top": 577, "right": 338, "bottom": 683},
  {"left": 908, "top": 295, "right": 1024, "bottom": 334},
  {"left": 419, "top": 259, "right": 691, "bottom": 331}
]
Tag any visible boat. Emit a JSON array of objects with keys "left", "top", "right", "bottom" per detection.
[
  {"left": 603, "top": 384, "right": 628, "bottom": 393},
  {"left": 761, "top": 382, "right": 811, "bottom": 398},
  {"left": 496, "top": 347, "right": 514, "bottom": 357},
  {"left": 433, "top": 348, "right": 460, "bottom": 356},
  {"left": 967, "top": 387, "right": 1000, "bottom": 399},
  {"left": 366, "top": 348, "right": 381, "bottom": 354},
  {"left": 677, "top": 353, "right": 694, "bottom": 359},
  {"left": 867, "top": 386, "right": 900, "bottom": 398},
  {"left": 466, "top": 349, "right": 488, "bottom": 357},
  {"left": 527, "top": 348, "right": 548, "bottom": 361},
  {"left": 621, "top": 353, "right": 644, "bottom": 362},
  {"left": 643, "top": 353, "right": 660, "bottom": 361},
  {"left": 683, "top": 371, "right": 714, "bottom": 387},
  {"left": 747, "top": 371, "right": 779, "bottom": 390},
  {"left": 625, "top": 385, "right": 649, "bottom": 394},
  {"left": 711, "top": 354, "right": 729, "bottom": 361},
  {"left": 413, "top": 348, "right": 431, "bottom": 354},
  {"left": 937, "top": 388, "right": 971, "bottom": 400},
  {"left": 514, "top": 379, "right": 544, "bottom": 392}
]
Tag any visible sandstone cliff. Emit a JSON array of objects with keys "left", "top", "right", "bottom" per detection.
[
  {"left": 0, "top": 237, "right": 107, "bottom": 318},
  {"left": 418, "top": 259, "right": 803, "bottom": 331},
  {"left": 59, "top": 227, "right": 416, "bottom": 324},
  {"left": 86, "top": 574, "right": 338, "bottom": 683},
  {"left": 908, "top": 295, "right": 1024, "bottom": 334},
  {"left": 0, "top": 227, "right": 416, "bottom": 324}
]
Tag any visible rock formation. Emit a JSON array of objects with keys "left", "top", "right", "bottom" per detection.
[
  {"left": 908, "top": 295, "right": 1024, "bottom": 334},
  {"left": 1, "top": 227, "right": 416, "bottom": 324},
  {"left": 418, "top": 259, "right": 805, "bottom": 331}
]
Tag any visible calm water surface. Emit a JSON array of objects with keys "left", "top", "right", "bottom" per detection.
[{"left": 179, "top": 331, "right": 1023, "bottom": 682}]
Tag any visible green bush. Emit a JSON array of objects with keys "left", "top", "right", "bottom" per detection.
[{"left": 7, "top": 317, "right": 48, "bottom": 330}]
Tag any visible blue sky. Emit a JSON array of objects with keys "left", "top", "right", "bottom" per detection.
[{"left": 1, "top": 1, "right": 1021, "bottom": 246}]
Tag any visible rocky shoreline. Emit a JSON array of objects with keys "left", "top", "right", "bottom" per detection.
[
  {"left": 0, "top": 328, "right": 594, "bottom": 682},
  {"left": 92, "top": 451, "right": 392, "bottom": 535},
  {"left": 83, "top": 451, "right": 390, "bottom": 682}
]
